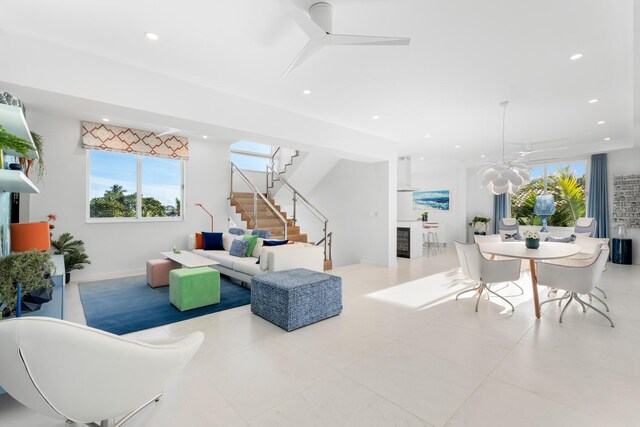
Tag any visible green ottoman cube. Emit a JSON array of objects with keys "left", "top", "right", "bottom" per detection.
[{"left": 170, "top": 267, "right": 220, "bottom": 311}]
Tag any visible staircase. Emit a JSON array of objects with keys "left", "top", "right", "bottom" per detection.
[
  {"left": 229, "top": 160, "right": 333, "bottom": 271},
  {"left": 230, "top": 192, "right": 308, "bottom": 242}
]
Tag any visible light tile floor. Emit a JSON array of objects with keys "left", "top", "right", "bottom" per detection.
[{"left": 1, "top": 249, "right": 638, "bottom": 426}]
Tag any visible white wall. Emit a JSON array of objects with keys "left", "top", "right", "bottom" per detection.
[
  {"left": 466, "top": 166, "right": 494, "bottom": 242},
  {"left": 26, "top": 111, "right": 231, "bottom": 280},
  {"left": 294, "top": 159, "right": 393, "bottom": 268},
  {"left": 607, "top": 148, "right": 640, "bottom": 264},
  {"left": 397, "top": 166, "right": 468, "bottom": 245},
  {"left": 233, "top": 170, "right": 267, "bottom": 194}
]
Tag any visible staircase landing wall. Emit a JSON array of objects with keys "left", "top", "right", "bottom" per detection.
[{"left": 294, "top": 159, "right": 395, "bottom": 268}]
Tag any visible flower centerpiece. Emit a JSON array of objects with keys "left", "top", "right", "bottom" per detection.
[
  {"left": 421, "top": 211, "right": 429, "bottom": 222},
  {"left": 523, "top": 230, "right": 541, "bottom": 249}
]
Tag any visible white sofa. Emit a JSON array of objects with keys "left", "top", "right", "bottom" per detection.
[{"left": 188, "top": 233, "right": 324, "bottom": 283}]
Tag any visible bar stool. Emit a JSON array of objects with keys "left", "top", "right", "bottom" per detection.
[{"left": 422, "top": 223, "right": 442, "bottom": 256}]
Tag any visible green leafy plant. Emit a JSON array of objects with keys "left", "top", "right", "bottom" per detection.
[
  {"left": 469, "top": 216, "right": 491, "bottom": 227},
  {"left": 51, "top": 232, "right": 91, "bottom": 274},
  {"left": 511, "top": 166, "right": 585, "bottom": 227},
  {"left": 0, "top": 125, "right": 32, "bottom": 168},
  {"left": 0, "top": 250, "right": 53, "bottom": 314},
  {"left": 30, "top": 131, "right": 45, "bottom": 181},
  {"left": 468, "top": 216, "right": 491, "bottom": 233}
]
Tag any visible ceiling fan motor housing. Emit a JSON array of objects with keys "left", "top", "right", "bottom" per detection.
[{"left": 309, "top": 2, "right": 333, "bottom": 33}]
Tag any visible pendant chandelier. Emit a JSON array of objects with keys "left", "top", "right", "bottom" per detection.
[{"left": 481, "top": 101, "right": 530, "bottom": 195}]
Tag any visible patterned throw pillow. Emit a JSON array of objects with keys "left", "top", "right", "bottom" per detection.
[
  {"left": 229, "top": 239, "right": 250, "bottom": 257},
  {"left": 229, "top": 228, "right": 245, "bottom": 236},
  {"left": 252, "top": 230, "right": 272, "bottom": 238}
]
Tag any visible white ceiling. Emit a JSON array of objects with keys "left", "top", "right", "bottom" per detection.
[{"left": 0, "top": 0, "right": 634, "bottom": 163}]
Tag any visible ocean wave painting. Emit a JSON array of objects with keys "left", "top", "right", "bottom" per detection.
[{"left": 413, "top": 190, "right": 450, "bottom": 211}]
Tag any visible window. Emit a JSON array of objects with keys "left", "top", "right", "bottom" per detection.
[
  {"left": 510, "top": 162, "right": 587, "bottom": 227},
  {"left": 88, "top": 150, "right": 183, "bottom": 220},
  {"left": 230, "top": 140, "right": 271, "bottom": 172}
]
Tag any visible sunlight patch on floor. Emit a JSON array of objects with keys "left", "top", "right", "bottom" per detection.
[{"left": 365, "top": 268, "right": 470, "bottom": 309}]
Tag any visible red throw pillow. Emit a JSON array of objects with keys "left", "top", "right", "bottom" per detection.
[{"left": 195, "top": 233, "right": 204, "bottom": 249}]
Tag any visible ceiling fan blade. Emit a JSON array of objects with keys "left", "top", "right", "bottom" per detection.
[
  {"left": 156, "top": 127, "right": 180, "bottom": 137},
  {"left": 279, "top": 0, "right": 326, "bottom": 39},
  {"left": 519, "top": 146, "right": 571, "bottom": 157},
  {"left": 326, "top": 33, "right": 411, "bottom": 46},
  {"left": 282, "top": 41, "right": 324, "bottom": 77}
]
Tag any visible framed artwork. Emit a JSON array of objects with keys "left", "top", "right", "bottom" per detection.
[{"left": 412, "top": 190, "right": 450, "bottom": 211}]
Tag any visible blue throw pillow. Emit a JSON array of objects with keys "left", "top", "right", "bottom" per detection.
[
  {"left": 229, "top": 239, "right": 249, "bottom": 257},
  {"left": 202, "top": 232, "right": 224, "bottom": 250},
  {"left": 229, "top": 228, "right": 245, "bottom": 236},
  {"left": 263, "top": 239, "right": 289, "bottom": 247},
  {"left": 503, "top": 232, "right": 521, "bottom": 241},
  {"left": 252, "top": 229, "right": 272, "bottom": 238},
  {"left": 256, "top": 239, "right": 290, "bottom": 263}
]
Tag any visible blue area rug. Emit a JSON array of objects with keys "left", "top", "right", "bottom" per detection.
[{"left": 79, "top": 274, "right": 251, "bottom": 335}]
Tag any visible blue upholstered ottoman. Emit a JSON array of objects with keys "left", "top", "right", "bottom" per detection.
[{"left": 251, "top": 268, "right": 342, "bottom": 331}]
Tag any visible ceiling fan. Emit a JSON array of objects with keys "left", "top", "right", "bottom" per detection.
[
  {"left": 507, "top": 138, "right": 573, "bottom": 158},
  {"left": 155, "top": 127, "right": 181, "bottom": 137},
  {"left": 281, "top": 1, "right": 411, "bottom": 77}
]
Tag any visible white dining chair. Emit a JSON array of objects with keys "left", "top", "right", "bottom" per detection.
[
  {"left": 0, "top": 317, "right": 204, "bottom": 427},
  {"left": 473, "top": 234, "right": 525, "bottom": 295},
  {"left": 455, "top": 241, "right": 522, "bottom": 312},
  {"left": 545, "top": 236, "right": 610, "bottom": 308},
  {"left": 537, "top": 248, "right": 613, "bottom": 327},
  {"left": 498, "top": 218, "right": 522, "bottom": 241}
]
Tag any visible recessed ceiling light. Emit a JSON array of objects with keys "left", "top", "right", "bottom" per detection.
[
  {"left": 604, "top": 137, "right": 611, "bottom": 141},
  {"left": 101, "top": 118, "right": 110, "bottom": 122},
  {"left": 597, "top": 120, "right": 606, "bottom": 125},
  {"left": 480, "top": 154, "right": 486, "bottom": 158},
  {"left": 203, "top": 135, "right": 208, "bottom": 139},
  {"left": 570, "top": 53, "right": 584, "bottom": 61},
  {"left": 419, "top": 157, "right": 424, "bottom": 160},
  {"left": 588, "top": 98, "right": 599, "bottom": 104},
  {"left": 372, "top": 115, "right": 380, "bottom": 120},
  {"left": 145, "top": 32, "right": 159, "bottom": 41},
  {"left": 454, "top": 145, "right": 460, "bottom": 149},
  {"left": 424, "top": 134, "right": 431, "bottom": 138},
  {"left": 302, "top": 89, "right": 311, "bottom": 95}
]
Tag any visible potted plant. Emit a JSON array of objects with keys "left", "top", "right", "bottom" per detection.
[
  {"left": 523, "top": 230, "right": 541, "bottom": 249},
  {"left": 26, "top": 131, "right": 45, "bottom": 181},
  {"left": 421, "top": 211, "right": 429, "bottom": 221},
  {"left": 469, "top": 216, "right": 491, "bottom": 235},
  {"left": 0, "top": 125, "right": 32, "bottom": 169},
  {"left": 0, "top": 250, "right": 53, "bottom": 317},
  {"left": 51, "top": 232, "right": 91, "bottom": 283}
]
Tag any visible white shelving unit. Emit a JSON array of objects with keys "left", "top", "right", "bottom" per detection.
[
  {"left": 0, "top": 103, "right": 38, "bottom": 159},
  {"left": 0, "top": 169, "right": 39, "bottom": 193}
]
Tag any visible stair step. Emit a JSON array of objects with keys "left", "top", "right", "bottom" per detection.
[
  {"left": 232, "top": 193, "right": 276, "bottom": 204},
  {"left": 257, "top": 225, "right": 300, "bottom": 234},
  {"left": 271, "top": 234, "right": 308, "bottom": 243},
  {"left": 239, "top": 215, "right": 294, "bottom": 228},
  {"left": 231, "top": 199, "right": 281, "bottom": 212}
]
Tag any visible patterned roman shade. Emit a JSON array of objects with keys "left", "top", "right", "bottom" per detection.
[{"left": 81, "top": 121, "right": 188, "bottom": 159}]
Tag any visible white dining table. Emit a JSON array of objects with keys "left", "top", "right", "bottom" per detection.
[{"left": 480, "top": 241, "right": 581, "bottom": 318}]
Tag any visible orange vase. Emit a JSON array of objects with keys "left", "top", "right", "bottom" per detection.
[{"left": 25, "top": 159, "right": 33, "bottom": 177}]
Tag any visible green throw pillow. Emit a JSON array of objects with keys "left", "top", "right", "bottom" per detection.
[{"left": 243, "top": 235, "right": 258, "bottom": 257}]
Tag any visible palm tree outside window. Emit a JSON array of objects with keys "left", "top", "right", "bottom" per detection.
[{"left": 510, "top": 162, "right": 587, "bottom": 227}]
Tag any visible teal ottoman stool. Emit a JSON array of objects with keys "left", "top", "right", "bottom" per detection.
[{"left": 170, "top": 267, "right": 220, "bottom": 311}]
